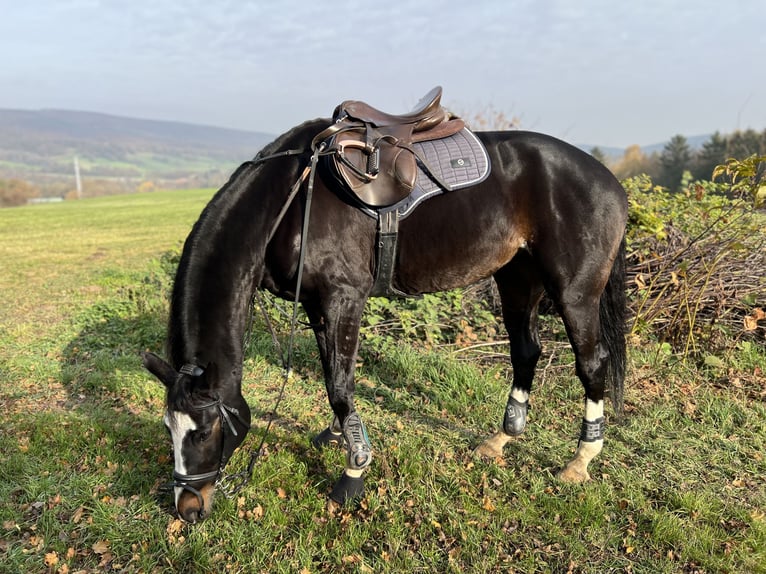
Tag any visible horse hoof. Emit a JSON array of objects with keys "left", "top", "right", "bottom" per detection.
[
  {"left": 474, "top": 442, "right": 503, "bottom": 459},
  {"left": 312, "top": 427, "right": 344, "bottom": 449},
  {"left": 473, "top": 431, "right": 513, "bottom": 460},
  {"left": 329, "top": 473, "right": 365, "bottom": 504},
  {"left": 557, "top": 464, "right": 591, "bottom": 483}
]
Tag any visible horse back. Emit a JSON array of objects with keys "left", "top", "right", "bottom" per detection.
[{"left": 392, "top": 130, "right": 628, "bottom": 294}]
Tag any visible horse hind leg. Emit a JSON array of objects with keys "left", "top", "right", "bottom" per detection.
[
  {"left": 476, "top": 257, "right": 544, "bottom": 458},
  {"left": 556, "top": 294, "right": 610, "bottom": 483}
]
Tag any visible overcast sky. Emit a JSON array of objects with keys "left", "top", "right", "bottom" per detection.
[{"left": 1, "top": 0, "right": 764, "bottom": 148}]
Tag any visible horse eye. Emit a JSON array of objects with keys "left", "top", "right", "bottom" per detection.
[{"left": 193, "top": 429, "right": 212, "bottom": 444}]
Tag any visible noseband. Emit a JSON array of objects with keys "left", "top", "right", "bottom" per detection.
[{"left": 168, "top": 365, "right": 251, "bottom": 512}]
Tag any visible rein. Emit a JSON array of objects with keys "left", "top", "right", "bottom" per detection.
[{"left": 169, "top": 140, "right": 328, "bottom": 504}]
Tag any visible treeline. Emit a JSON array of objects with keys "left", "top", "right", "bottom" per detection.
[
  {"left": 592, "top": 128, "right": 766, "bottom": 190},
  {"left": 0, "top": 179, "right": 39, "bottom": 207},
  {"left": 0, "top": 169, "right": 234, "bottom": 207}
]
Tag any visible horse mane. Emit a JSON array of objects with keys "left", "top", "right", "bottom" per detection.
[{"left": 166, "top": 118, "right": 329, "bottom": 370}]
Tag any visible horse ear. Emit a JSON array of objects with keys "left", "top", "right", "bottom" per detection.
[{"left": 142, "top": 352, "right": 177, "bottom": 388}]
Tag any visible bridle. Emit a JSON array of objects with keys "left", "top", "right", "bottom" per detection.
[{"left": 166, "top": 364, "right": 251, "bottom": 511}]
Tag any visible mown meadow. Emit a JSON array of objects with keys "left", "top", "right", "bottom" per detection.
[{"left": 1, "top": 186, "right": 764, "bottom": 573}]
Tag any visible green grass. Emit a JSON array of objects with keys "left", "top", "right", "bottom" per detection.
[{"left": 1, "top": 192, "right": 765, "bottom": 573}]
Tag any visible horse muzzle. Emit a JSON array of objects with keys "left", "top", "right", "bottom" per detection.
[
  {"left": 172, "top": 469, "right": 219, "bottom": 523},
  {"left": 176, "top": 481, "right": 216, "bottom": 523}
]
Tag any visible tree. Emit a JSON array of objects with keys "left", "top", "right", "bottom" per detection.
[
  {"left": 0, "top": 178, "right": 39, "bottom": 207},
  {"left": 611, "top": 145, "right": 660, "bottom": 180},
  {"left": 726, "top": 129, "right": 763, "bottom": 159},
  {"left": 589, "top": 146, "right": 608, "bottom": 166},
  {"left": 658, "top": 135, "right": 692, "bottom": 190},
  {"left": 693, "top": 132, "right": 727, "bottom": 180}
]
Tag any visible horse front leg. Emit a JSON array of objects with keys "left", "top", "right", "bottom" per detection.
[{"left": 304, "top": 292, "right": 372, "bottom": 503}]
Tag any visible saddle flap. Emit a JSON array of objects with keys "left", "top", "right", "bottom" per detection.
[
  {"left": 331, "top": 126, "right": 417, "bottom": 208},
  {"left": 320, "top": 87, "right": 472, "bottom": 209}
]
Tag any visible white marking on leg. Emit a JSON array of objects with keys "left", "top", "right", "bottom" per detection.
[
  {"left": 166, "top": 411, "right": 197, "bottom": 506},
  {"left": 584, "top": 399, "right": 604, "bottom": 422},
  {"left": 510, "top": 388, "right": 530, "bottom": 403},
  {"left": 558, "top": 399, "right": 605, "bottom": 483},
  {"left": 344, "top": 468, "right": 364, "bottom": 478}
]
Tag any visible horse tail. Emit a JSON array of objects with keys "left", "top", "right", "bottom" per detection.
[{"left": 600, "top": 235, "right": 627, "bottom": 417}]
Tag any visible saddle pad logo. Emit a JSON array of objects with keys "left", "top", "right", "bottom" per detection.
[{"left": 450, "top": 158, "right": 472, "bottom": 168}]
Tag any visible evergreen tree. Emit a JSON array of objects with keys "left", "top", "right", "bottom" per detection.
[
  {"left": 658, "top": 134, "right": 692, "bottom": 190},
  {"left": 693, "top": 132, "right": 727, "bottom": 180},
  {"left": 727, "top": 129, "right": 762, "bottom": 159},
  {"left": 589, "top": 146, "right": 608, "bottom": 166}
]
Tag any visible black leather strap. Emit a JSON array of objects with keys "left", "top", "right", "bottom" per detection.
[{"left": 370, "top": 210, "right": 411, "bottom": 298}]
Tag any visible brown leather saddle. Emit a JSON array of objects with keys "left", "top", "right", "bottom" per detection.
[{"left": 314, "top": 86, "right": 466, "bottom": 208}]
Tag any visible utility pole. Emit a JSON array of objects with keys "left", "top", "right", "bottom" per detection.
[{"left": 73, "top": 156, "right": 82, "bottom": 199}]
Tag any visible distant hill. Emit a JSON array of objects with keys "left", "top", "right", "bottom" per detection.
[
  {"left": 1, "top": 108, "right": 719, "bottom": 196},
  {"left": 0, "top": 109, "right": 275, "bottom": 195}
]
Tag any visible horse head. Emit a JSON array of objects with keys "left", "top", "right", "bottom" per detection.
[{"left": 142, "top": 352, "right": 251, "bottom": 523}]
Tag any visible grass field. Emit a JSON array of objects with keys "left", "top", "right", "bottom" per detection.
[{"left": 1, "top": 191, "right": 764, "bottom": 573}]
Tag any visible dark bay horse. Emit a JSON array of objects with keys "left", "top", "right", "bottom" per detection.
[{"left": 143, "top": 117, "right": 627, "bottom": 523}]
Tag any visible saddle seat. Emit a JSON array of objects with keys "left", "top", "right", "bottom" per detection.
[
  {"left": 340, "top": 86, "right": 448, "bottom": 132},
  {"left": 317, "top": 86, "right": 465, "bottom": 208}
]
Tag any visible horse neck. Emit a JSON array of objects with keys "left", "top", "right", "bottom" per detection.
[
  {"left": 167, "top": 164, "right": 289, "bottom": 391},
  {"left": 167, "top": 118, "right": 326, "bottom": 393}
]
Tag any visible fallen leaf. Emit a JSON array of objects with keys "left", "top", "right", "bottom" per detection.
[
  {"left": 98, "top": 552, "right": 114, "bottom": 568},
  {"left": 71, "top": 506, "right": 85, "bottom": 524},
  {"left": 92, "top": 540, "right": 110, "bottom": 555},
  {"left": 482, "top": 497, "right": 496, "bottom": 512},
  {"left": 44, "top": 551, "right": 59, "bottom": 567},
  {"left": 276, "top": 488, "right": 287, "bottom": 499},
  {"left": 166, "top": 519, "right": 184, "bottom": 536}
]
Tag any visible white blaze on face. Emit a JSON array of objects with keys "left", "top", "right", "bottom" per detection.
[{"left": 164, "top": 410, "right": 197, "bottom": 506}]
